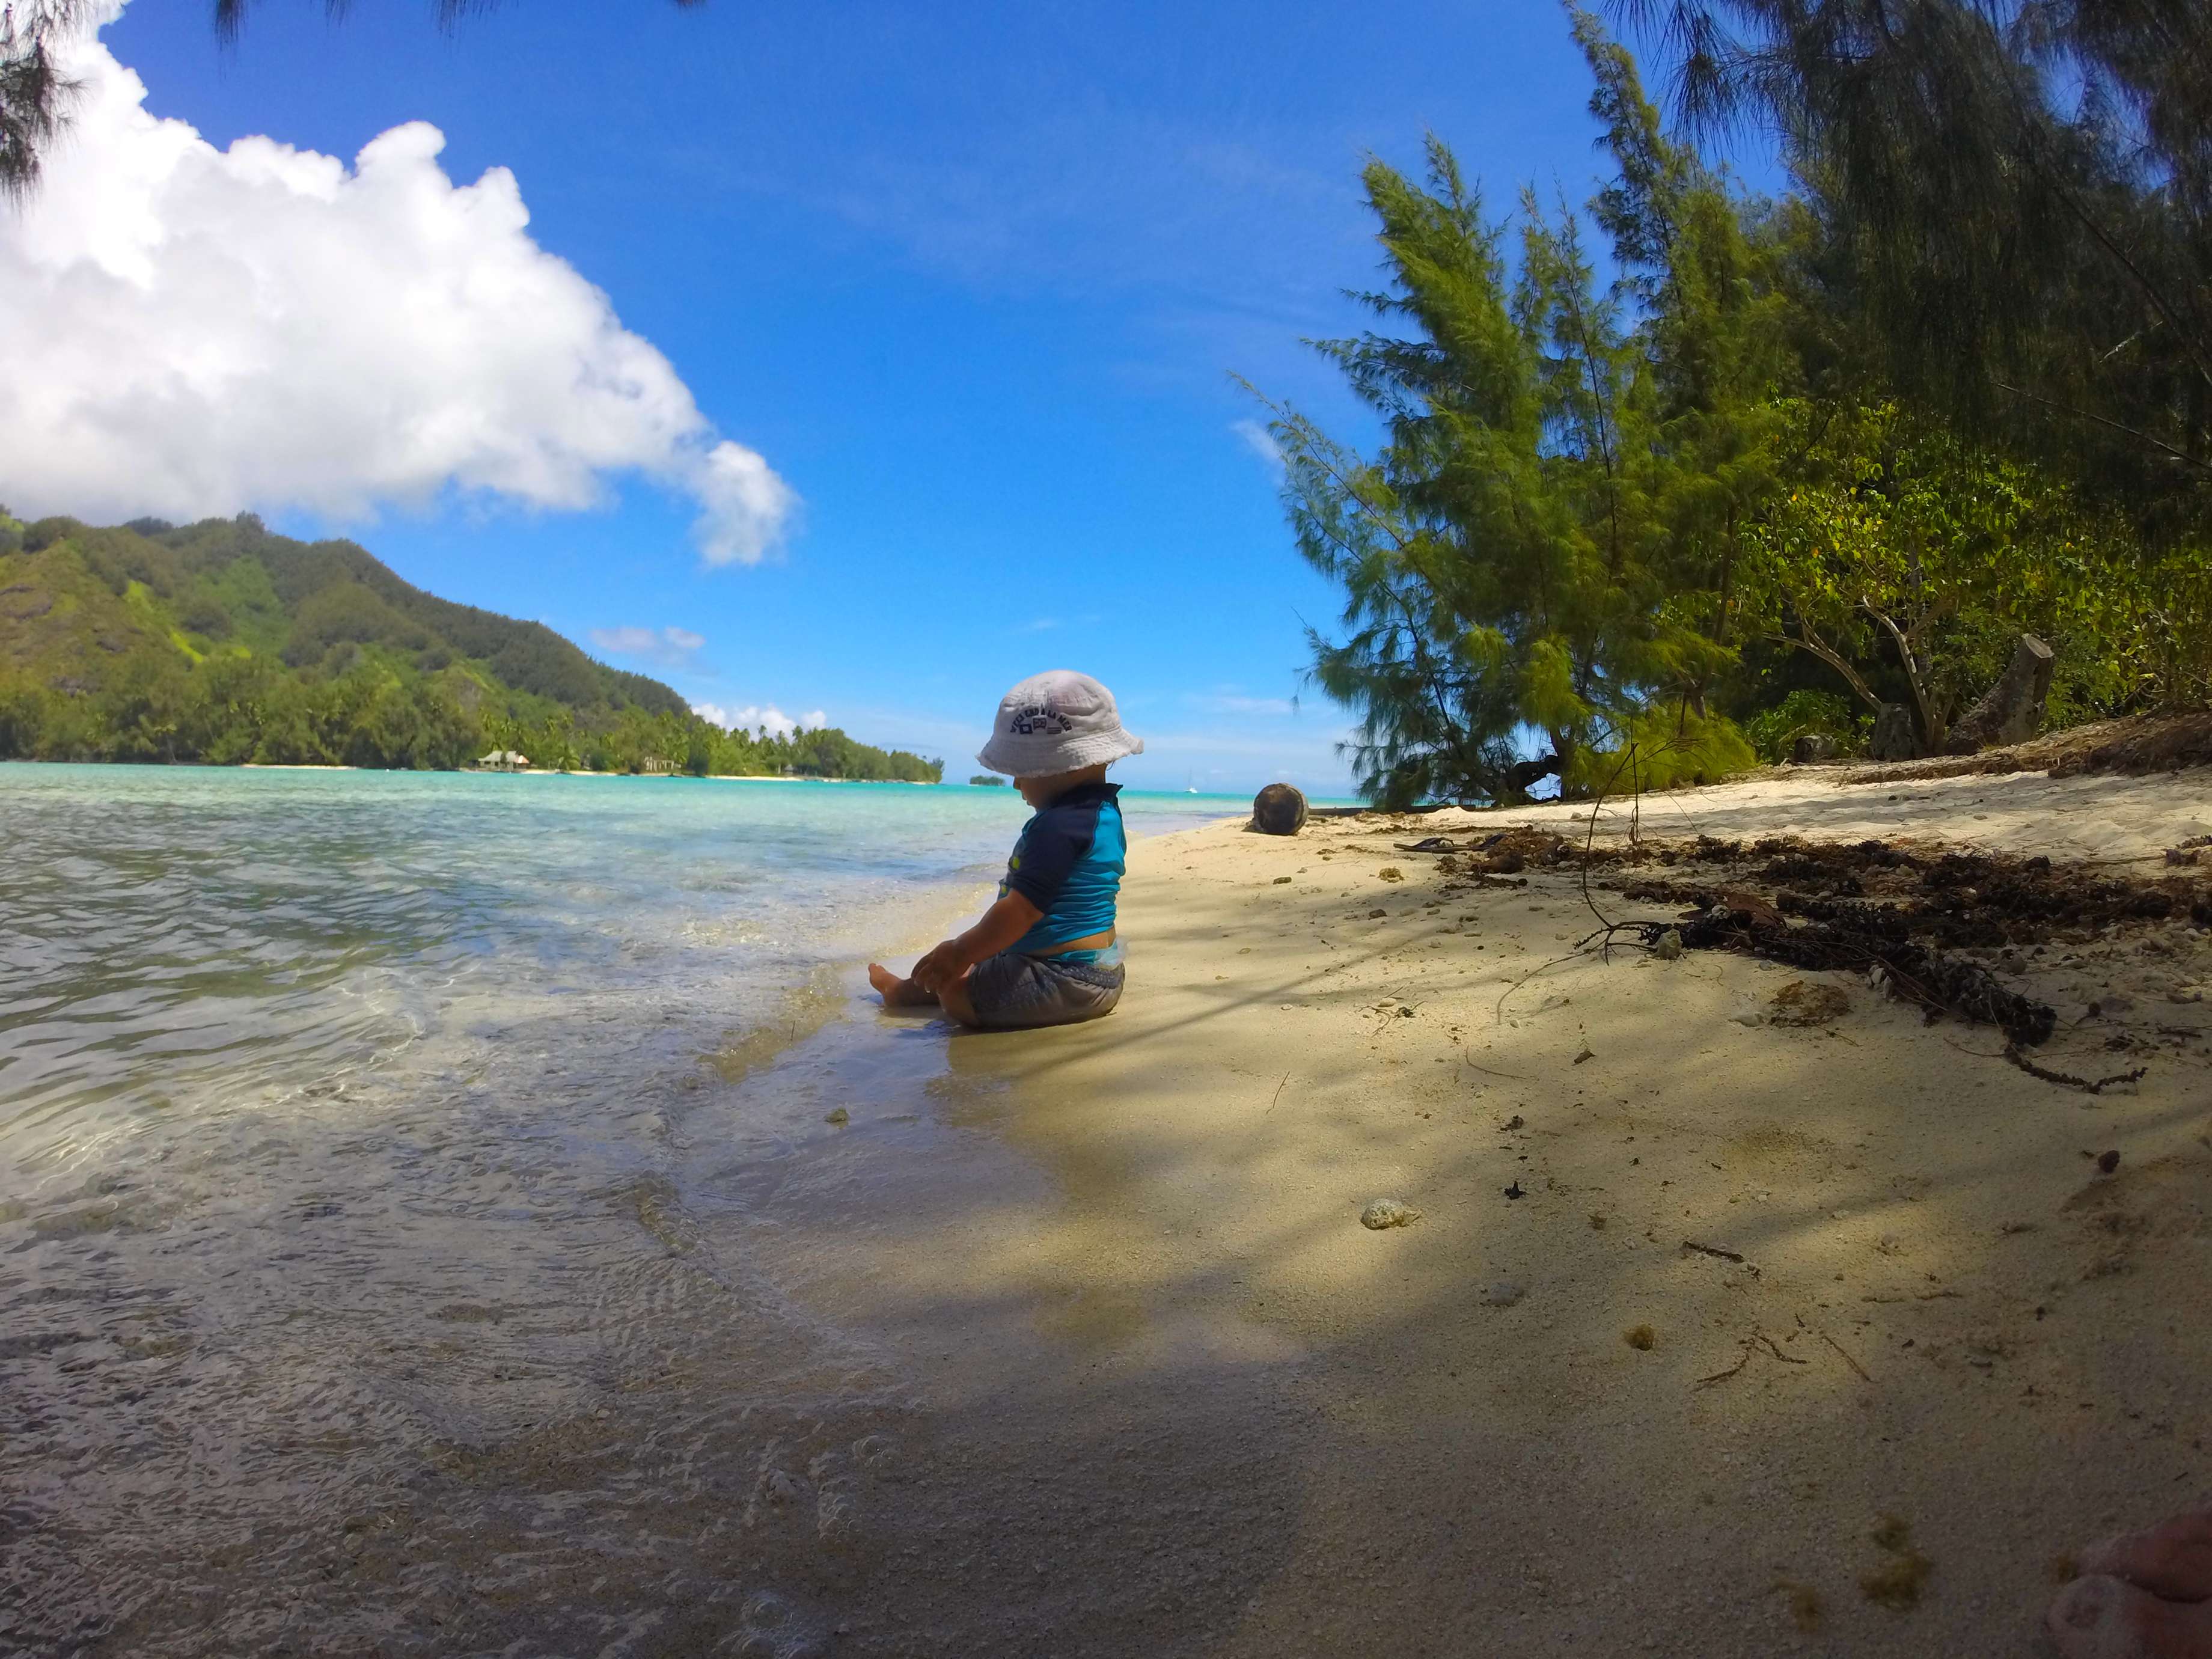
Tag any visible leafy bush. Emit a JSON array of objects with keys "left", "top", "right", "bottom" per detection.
[
  {"left": 1744, "top": 691, "right": 1866, "bottom": 764},
  {"left": 1564, "top": 709, "right": 1758, "bottom": 796}
]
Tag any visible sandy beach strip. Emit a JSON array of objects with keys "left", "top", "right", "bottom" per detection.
[{"left": 771, "top": 760, "right": 2212, "bottom": 1656}]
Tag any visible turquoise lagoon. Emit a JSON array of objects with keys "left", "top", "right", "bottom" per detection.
[{"left": 0, "top": 765, "right": 1252, "bottom": 1655}]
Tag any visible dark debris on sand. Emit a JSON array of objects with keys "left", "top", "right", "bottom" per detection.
[
  {"left": 1405, "top": 830, "right": 2212, "bottom": 1050},
  {"left": 1840, "top": 709, "right": 2212, "bottom": 785}
]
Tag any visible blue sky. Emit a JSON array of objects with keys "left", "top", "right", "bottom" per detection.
[{"left": 25, "top": 0, "right": 1779, "bottom": 794}]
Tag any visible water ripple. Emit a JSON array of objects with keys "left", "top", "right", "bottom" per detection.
[{"left": 0, "top": 765, "right": 1232, "bottom": 1654}]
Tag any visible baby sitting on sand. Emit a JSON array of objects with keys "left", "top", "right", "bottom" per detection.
[{"left": 869, "top": 670, "right": 1138, "bottom": 1029}]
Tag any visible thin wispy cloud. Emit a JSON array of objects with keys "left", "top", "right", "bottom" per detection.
[
  {"left": 1137, "top": 729, "right": 1348, "bottom": 767},
  {"left": 1231, "top": 418, "right": 1286, "bottom": 474},
  {"left": 1184, "top": 691, "right": 1296, "bottom": 716},
  {"left": 590, "top": 625, "right": 705, "bottom": 671},
  {"left": 839, "top": 707, "right": 986, "bottom": 757}
]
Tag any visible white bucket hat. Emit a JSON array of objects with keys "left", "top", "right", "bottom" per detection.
[{"left": 976, "top": 670, "right": 1144, "bottom": 777}]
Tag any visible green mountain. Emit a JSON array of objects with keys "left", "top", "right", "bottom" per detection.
[{"left": 0, "top": 510, "right": 942, "bottom": 781}]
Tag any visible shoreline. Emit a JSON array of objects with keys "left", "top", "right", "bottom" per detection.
[
  {"left": 10, "top": 755, "right": 2204, "bottom": 1652},
  {"left": 739, "top": 759, "right": 2211, "bottom": 1655},
  {"left": 2, "top": 757, "right": 946, "bottom": 783}
]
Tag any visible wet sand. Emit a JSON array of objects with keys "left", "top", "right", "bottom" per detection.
[{"left": 745, "top": 763, "right": 2212, "bottom": 1656}]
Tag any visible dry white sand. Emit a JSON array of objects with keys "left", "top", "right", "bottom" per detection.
[{"left": 759, "top": 763, "right": 2212, "bottom": 1656}]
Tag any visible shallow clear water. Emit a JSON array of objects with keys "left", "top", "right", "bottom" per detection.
[{"left": 0, "top": 765, "right": 1241, "bottom": 1657}]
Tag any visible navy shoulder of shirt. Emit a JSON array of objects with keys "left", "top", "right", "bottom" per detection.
[{"left": 999, "top": 781, "right": 1126, "bottom": 953}]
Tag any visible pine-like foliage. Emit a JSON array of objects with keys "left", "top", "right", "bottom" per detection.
[
  {"left": 1615, "top": 0, "right": 2212, "bottom": 537},
  {"left": 0, "top": 0, "right": 76, "bottom": 202},
  {"left": 1262, "top": 10, "right": 1782, "bottom": 804}
]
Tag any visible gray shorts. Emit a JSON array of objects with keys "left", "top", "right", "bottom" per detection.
[{"left": 965, "top": 949, "right": 1125, "bottom": 1029}]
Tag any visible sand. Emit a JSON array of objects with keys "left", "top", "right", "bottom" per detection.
[{"left": 746, "top": 762, "right": 2212, "bottom": 1657}]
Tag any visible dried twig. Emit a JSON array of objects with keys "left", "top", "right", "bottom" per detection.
[
  {"left": 1492, "top": 951, "right": 1585, "bottom": 1022},
  {"left": 1756, "top": 1333, "right": 1809, "bottom": 1365},
  {"left": 1461, "top": 1048, "right": 1529, "bottom": 1081},
  {"left": 2004, "top": 1047, "right": 2149, "bottom": 1094},
  {"left": 1576, "top": 920, "right": 1669, "bottom": 955},
  {"left": 1682, "top": 1239, "right": 1746, "bottom": 1264},
  {"left": 1696, "top": 1341, "right": 1755, "bottom": 1387},
  {"left": 1577, "top": 744, "right": 1639, "bottom": 936},
  {"left": 1818, "top": 1329, "right": 1872, "bottom": 1383},
  {"left": 1266, "top": 1072, "right": 1290, "bottom": 1114}
]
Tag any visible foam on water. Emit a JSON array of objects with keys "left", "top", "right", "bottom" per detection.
[{"left": 0, "top": 763, "right": 1240, "bottom": 1655}]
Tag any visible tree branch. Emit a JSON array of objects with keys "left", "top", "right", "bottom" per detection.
[
  {"left": 1863, "top": 600, "right": 1944, "bottom": 750},
  {"left": 1767, "top": 625, "right": 1881, "bottom": 711},
  {"left": 1992, "top": 381, "right": 2212, "bottom": 474}
]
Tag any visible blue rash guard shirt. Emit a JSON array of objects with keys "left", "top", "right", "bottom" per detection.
[{"left": 1000, "top": 781, "right": 1126, "bottom": 955}]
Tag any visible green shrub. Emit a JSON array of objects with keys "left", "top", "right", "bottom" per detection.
[{"left": 1744, "top": 691, "right": 1868, "bottom": 763}]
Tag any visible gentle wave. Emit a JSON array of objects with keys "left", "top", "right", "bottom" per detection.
[{"left": 0, "top": 763, "right": 1236, "bottom": 1654}]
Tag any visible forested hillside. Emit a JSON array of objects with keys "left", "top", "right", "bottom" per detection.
[{"left": 0, "top": 513, "right": 941, "bottom": 781}]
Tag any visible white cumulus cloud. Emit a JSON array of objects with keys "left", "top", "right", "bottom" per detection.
[
  {"left": 590, "top": 625, "right": 705, "bottom": 670},
  {"left": 691, "top": 703, "right": 828, "bottom": 739},
  {"left": 0, "top": 4, "right": 795, "bottom": 566}
]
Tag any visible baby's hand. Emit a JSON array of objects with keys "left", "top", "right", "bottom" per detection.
[{"left": 910, "top": 939, "right": 966, "bottom": 993}]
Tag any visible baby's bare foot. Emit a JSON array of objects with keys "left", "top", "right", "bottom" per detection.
[
  {"left": 2082, "top": 1508, "right": 2212, "bottom": 1605},
  {"left": 2051, "top": 1506, "right": 2212, "bottom": 1659},
  {"left": 2049, "top": 1574, "right": 2212, "bottom": 1659},
  {"left": 867, "top": 962, "right": 935, "bottom": 1007}
]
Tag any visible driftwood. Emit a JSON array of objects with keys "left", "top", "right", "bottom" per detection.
[{"left": 1947, "top": 634, "right": 2055, "bottom": 754}]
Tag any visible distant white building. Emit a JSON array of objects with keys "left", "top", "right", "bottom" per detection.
[{"left": 475, "top": 750, "right": 529, "bottom": 772}]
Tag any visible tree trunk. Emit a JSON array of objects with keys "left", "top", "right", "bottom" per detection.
[
  {"left": 1503, "top": 752, "right": 1562, "bottom": 793},
  {"left": 1869, "top": 703, "right": 1919, "bottom": 762},
  {"left": 1866, "top": 604, "right": 1948, "bottom": 752},
  {"left": 1945, "top": 634, "right": 2056, "bottom": 754}
]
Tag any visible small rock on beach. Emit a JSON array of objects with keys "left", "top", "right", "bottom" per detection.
[{"left": 1360, "top": 1199, "right": 1421, "bottom": 1230}]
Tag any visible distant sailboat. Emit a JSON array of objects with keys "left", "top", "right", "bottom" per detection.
[{"left": 1184, "top": 772, "right": 1199, "bottom": 794}]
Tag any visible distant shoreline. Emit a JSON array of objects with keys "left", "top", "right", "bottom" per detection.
[
  {"left": 10, "top": 759, "right": 1301, "bottom": 799},
  {"left": 0, "top": 759, "right": 949, "bottom": 784}
]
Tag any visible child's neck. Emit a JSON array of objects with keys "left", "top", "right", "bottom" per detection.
[{"left": 1022, "top": 766, "right": 1110, "bottom": 808}]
